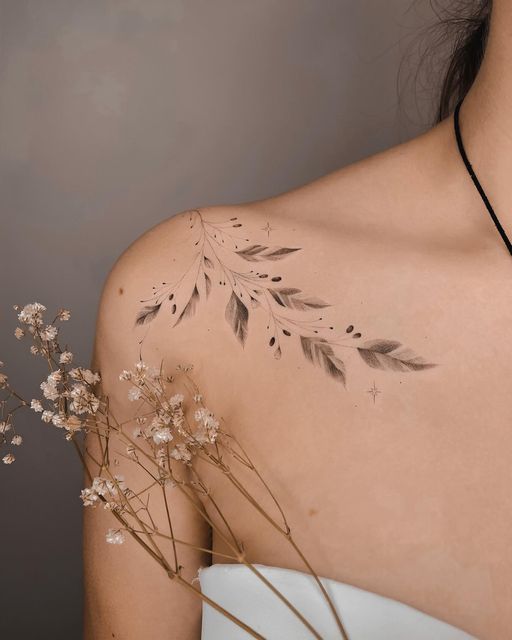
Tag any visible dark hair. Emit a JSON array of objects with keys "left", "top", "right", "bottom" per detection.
[{"left": 433, "top": 0, "right": 492, "bottom": 122}]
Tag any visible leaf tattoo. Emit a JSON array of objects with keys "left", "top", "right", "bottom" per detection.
[
  {"left": 136, "top": 210, "right": 436, "bottom": 387},
  {"left": 136, "top": 303, "right": 162, "bottom": 326},
  {"left": 236, "top": 244, "right": 300, "bottom": 262},
  {"left": 225, "top": 292, "right": 248, "bottom": 345},
  {"left": 357, "top": 340, "right": 436, "bottom": 372},
  {"left": 204, "top": 273, "right": 212, "bottom": 298},
  {"left": 300, "top": 336, "right": 346, "bottom": 386},
  {"left": 175, "top": 285, "right": 200, "bottom": 327},
  {"left": 269, "top": 288, "right": 330, "bottom": 311}
]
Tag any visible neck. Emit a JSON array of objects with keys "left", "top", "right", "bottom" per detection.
[{"left": 456, "top": 1, "right": 512, "bottom": 240}]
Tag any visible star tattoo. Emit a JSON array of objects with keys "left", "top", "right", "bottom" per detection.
[
  {"left": 367, "top": 381, "right": 381, "bottom": 404},
  {"left": 261, "top": 221, "right": 275, "bottom": 238}
]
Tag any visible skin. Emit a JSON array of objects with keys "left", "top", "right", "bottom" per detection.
[{"left": 84, "top": 3, "right": 512, "bottom": 639}]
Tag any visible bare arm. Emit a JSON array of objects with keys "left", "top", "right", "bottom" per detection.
[{"left": 83, "top": 217, "right": 211, "bottom": 640}]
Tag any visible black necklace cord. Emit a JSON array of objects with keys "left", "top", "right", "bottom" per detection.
[{"left": 453, "top": 98, "right": 512, "bottom": 257}]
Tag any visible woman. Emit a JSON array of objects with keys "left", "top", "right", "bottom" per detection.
[{"left": 84, "top": 1, "right": 510, "bottom": 638}]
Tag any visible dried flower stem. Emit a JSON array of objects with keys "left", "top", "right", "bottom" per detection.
[{"left": 3, "top": 303, "right": 353, "bottom": 640}]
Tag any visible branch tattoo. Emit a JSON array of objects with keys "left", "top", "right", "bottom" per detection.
[{"left": 136, "top": 209, "right": 436, "bottom": 386}]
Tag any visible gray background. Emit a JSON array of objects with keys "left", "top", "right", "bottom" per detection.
[{"left": 0, "top": 1, "right": 440, "bottom": 637}]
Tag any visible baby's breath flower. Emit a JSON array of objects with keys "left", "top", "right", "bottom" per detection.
[
  {"left": 41, "top": 410, "right": 54, "bottom": 423},
  {"left": 0, "top": 372, "right": 8, "bottom": 388},
  {"left": 59, "top": 351, "right": 73, "bottom": 364},
  {"left": 194, "top": 393, "right": 203, "bottom": 403},
  {"left": 51, "top": 413, "right": 66, "bottom": 428},
  {"left": 69, "top": 368, "right": 100, "bottom": 385},
  {"left": 147, "top": 365, "right": 161, "bottom": 380},
  {"left": 17, "top": 302, "right": 46, "bottom": 327},
  {"left": 106, "top": 529, "right": 125, "bottom": 545},
  {"left": 170, "top": 444, "right": 192, "bottom": 463},
  {"left": 69, "top": 384, "right": 100, "bottom": 415},
  {"left": 14, "top": 327, "right": 25, "bottom": 340},
  {"left": 132, "top": 361, "right": 149, "bottom": 384},
  {"left": 92, "top": 476, "right": 120, "bottom": 498},
  {"left": 156, "top": 448, "right": 167, "bottom": 468},
  {"left": 65, "top": 415, "right": 82, "bottom": 433},
  {"left": 80, "top": 487, "right": 99, "bottom": 506},
  {"left": 152, "top": 427, "right": 173, "bottom": 445},
  {"left": 128, "top": 387, "right": 142, "bottom": 402},
  {"left": 41, "top": 325, "right": 58, "bottom": 341},
  {"left": 172, "top": 410, "right": 185, "bottom": 431},
  {"left": 169, "top": 393, "right": 184, "bottom": 407},
  {"left": 135, "top": 361, "right": 148, "bottom": 375},
  {"left": 0, "top": 422, "right": 11, "bottom": 434},
  {"left": 30, "top": 345, "right": 39, "bottom": 355},
  {"left": 2, "top": 453, "right": 15, "bottom": 464},
  {"left": 40, "top": 380, "right": 59, "bottom": 401},
  {"left": 81, "top": 476, "right": 125, "bottom": 508},
  {"left": 11, "top": 435, "right": 22, "bottom": 446},
  {"left": 119, "top": 370, "right": 132, "bottom": 381},
  {"left": 57, "top": 309, "right": 71, "bottom": 321},
  {"left": 30, "top": 399, "right": 43, "bottom": 413}
]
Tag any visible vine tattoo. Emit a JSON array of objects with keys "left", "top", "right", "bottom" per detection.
[{"left": 136, "top": 209, "right": 436, "bottom": 386}]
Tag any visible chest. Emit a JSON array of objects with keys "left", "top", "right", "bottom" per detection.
[{"left": 197, "top": 258, "right": 512, "bottom": 638}]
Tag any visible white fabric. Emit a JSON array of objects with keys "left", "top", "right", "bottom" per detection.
[{"left": 199, "top": 563, "right": 477, "bottom": 639}]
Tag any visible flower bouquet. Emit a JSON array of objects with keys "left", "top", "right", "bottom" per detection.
[{"left": 1, "top": 302, "right": 349, "bottom": 640}]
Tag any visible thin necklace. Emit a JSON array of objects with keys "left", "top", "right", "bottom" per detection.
[{"left": 453, "top": 98, "right": 512, "bottom": 256}]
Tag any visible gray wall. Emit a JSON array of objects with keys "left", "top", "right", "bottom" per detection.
[{"left": 0, "top": 1, "right": 436, "bottom": 637}]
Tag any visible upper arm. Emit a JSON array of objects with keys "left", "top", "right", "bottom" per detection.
[{"left": 84, "top": 210, "right": 212, "bottom": 640}]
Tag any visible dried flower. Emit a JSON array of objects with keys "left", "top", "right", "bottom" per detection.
[
  {"left": 65, "top": 415, "right": 82, "bottom": 433},
  {"left": 128, "top": 387, "right": 142, "bottom": 402},
  {"left": 57, "top": 309, "right": 71, "bottom": 321},
  {"left": 69, "top": 384, "right": 100, "bottom": 415},
  {"left": 41, "top": 325, "right": 58, "bottom": 341},
  {"left": 152, "top": 427, "right": 173, "bottom": 445},
  {"left": 40, "top": 380, "right": 59, "bottom": 401},
  {"left": 69, "top": 368, "right": 100, "bottom": 385},
  {"left": 59, "top": 351, "right": 73, "bottom": 364},
  {"left": 1, "top": 303, "right": 352, "bottom": 640},
  {"left": 0, "top": 422, "right": 10, "bottom": 434},
  {"left": 169, "top": 393, "right": 184, "bottom": 407},
  {"left": 170, "top": 444, "right": 192, "bottom": 463},
  {"left": 194, "top": 407, "right": 219, "bottom": 443},
  {"left": 80, "top": 487, "right": 99, "bottom": 506},
  {"left": 30, "top": 399, "right": 43, "bottom": 413},
  {"left": 106, "top": 529, "right": 125, "bottom": 545},
  {"left": 51, "top": 413, "right": 66, "bottom": 428},
  {"left": 17, "top": 302, "right": 46, "bottom": 327}
]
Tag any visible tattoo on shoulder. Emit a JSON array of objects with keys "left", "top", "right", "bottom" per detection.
[{"left": 136, "top": 209, "right": 436, "bottom": 387}]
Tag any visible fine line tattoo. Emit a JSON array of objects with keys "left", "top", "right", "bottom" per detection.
[{"left": 136, "top": 209, "right": 436, "bottom": 387}]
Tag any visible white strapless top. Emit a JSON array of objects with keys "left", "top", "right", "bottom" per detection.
[{"left": 199, "top": 564, "right": 477, "bottom": 639}]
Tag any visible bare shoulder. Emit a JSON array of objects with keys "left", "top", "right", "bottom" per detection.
[
  {"left": 101, "top": 112, "right": 456, "bottom": 298},
  {"left": 94, "top": 115, "right": 461, "bottom": 380}
]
